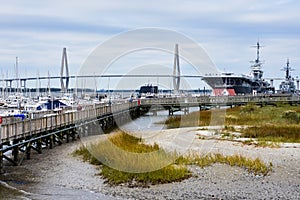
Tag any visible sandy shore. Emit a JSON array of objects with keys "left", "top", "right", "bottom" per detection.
[{"left": 1, "top": 127, "right": 300, "bottom": 200}]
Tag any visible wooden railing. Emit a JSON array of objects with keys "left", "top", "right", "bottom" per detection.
[
  {"left": 1, "top": 95, "right": 300, "bottom": 142},
  {"left": 140, "top": 95, "right": 300, "bottom": 106}
]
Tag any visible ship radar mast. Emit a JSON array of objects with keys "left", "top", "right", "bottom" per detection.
[
  {"left": 255, "top": 42, "right": 260, "bottom": 63},
  {"left": 250, "top": 41, "right": 264, "bottom": 81},
  {"left": 281, "top": 58, "right": 294, "bottom": 81}
]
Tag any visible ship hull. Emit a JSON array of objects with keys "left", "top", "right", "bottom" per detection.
[
  {"left": 212, "top": 86, "right": 251, "bottom": 96},
  {"left": 202, "top": 74, "right": 274, "bottom": 96}
]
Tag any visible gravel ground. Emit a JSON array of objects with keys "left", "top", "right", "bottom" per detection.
[{"left": 1, "top": 128, "right": 299, "bottom": 200}]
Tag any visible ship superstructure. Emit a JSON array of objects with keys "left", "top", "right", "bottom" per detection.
[
  {"left": 202, "top": 42, "right": 275, "bottom": 95},
  {"left": 279, "top": 59, "right": 296, "bottom": 94}
]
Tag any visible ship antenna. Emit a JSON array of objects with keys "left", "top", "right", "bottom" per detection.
[
  {"left": 250, "top": 41, "right": 264, "bottom": 81},
  {"left": 251, "top": 41, "right": 264, "bottom": 65},
  {"left": 286, "top": 58, "right": 289, "bottom": 80},
  {"left": 281, "top": 58, "right": 294, "bottom": 81},
  {"left": 256, "top": 42, "right": 260, "bottom": 63}
]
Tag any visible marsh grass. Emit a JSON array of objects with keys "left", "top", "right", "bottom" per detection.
[
  {"left": 74, "top": 131, "right": 272, "bottom": 186},
  {"left": 108, "top": 131, "right": 159, "bottom": 153},
  {"left": 226, "top": 105, "right": 300, "bottom": 143},
  {"left": 100, "top": 164, "right": 191, "bottom": 185},
  {"left": 241, "top": 125, "right": 300, "bottom": 143},
  {"left": 164, "top": 110, "right": 213, "bottom": 128},
  {"left": 226, "top": 104, "right": 300, "bottom": 126},
  {"left": 175, "top": 153, "right": 272, "bottom": 176},
  {"left": 73, "top": 131, "right": 192, "bottom": 186},
  {"left": 164, "top": 104, "right": 300, "bottom": 143}
]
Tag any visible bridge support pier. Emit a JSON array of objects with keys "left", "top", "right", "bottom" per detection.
[
  {"left": 6, "top": 80, "right": 12, "bottom": 95},
  {"left": 168, "top": 107, "right": 182, "bottom": 116},
  {"left": 153, "top": 110, "right": 157, "bottom": 116},
  {"left": 199, "top": 105, "right": 202, "bottom": 111},
  {"left": 183, "top": 107, "right": 189, "bottom": 115},
  {"left": 169, "top": 109, "right": 173, "bottom": 116},
  {"left": 21, "top": 79, "right": 27, "bottom": 94}
]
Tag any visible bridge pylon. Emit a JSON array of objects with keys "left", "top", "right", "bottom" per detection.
[
  {"left": 173, "top": 44, "right": 180, "bottom": 93},
  {"left": 60, "top": 47, "right": 70, "bottom": 93}
]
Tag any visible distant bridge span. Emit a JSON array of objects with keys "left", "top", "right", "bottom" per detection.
[
  {"left": 2, "top": 74, "right": 203, "bottom": 82},
  {"left": 0, "top": 74, "right": 290, "bottom": 93},
  {"left": 2, "top": 74, "right": 290, "bottom": 83},
  {"left": 1, "top": 74, "right": 204, "bottom": 92}
]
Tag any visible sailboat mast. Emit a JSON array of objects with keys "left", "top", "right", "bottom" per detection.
[
  {"left": 47, "top": 70, "right": 51, "bottom": 96},
  {"left": 1, "top": 70, "right": 4, "bottom": 99},
  {"left": 16, "top": 56, "right": 19, "bottom": 93}
]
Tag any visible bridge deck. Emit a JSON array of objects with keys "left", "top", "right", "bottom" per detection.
[{"left": 140, "top": 95, "right": 300, "bottom": 107}]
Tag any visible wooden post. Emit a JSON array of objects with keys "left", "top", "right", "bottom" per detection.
[
  {"left": 183, "top": 107, "right": 189, "bottom": 115},
  {"left": 169, "top": 108, "right": 173, "bottom": 116},
  {"left": 49, "top": 135, "right": 53, "bottom": 149},
  {"left": 66, "top": 129, "right": 70, "bottom": 143},
  {"left": 153, "top": 109, "right": 157, "bottom": 116},
  {"left": 58, "top": 132, "right": 63, "bottom": 145},
  {"left": 0, "top": 124, "right": 3, "bottom": 173},
  {"left": 37, "top": 139, "right": 42, "bottom": 154},
  {"left": 12, "top": 139, "right": 19, "bottom": 164},
  {"left": 26, "top": 142, "right": 31, "bottom": 160}
]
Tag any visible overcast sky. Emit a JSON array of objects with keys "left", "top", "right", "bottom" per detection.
[{"left": 0, "top": 0, "right": 299, "bottom": 89}]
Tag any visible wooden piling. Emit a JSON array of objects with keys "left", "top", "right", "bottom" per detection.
[
  {"left": 37, "top": 139, "right": 42, "bottom": 154},
  {"left": 49, "top": 135, "right": 54, "bottom": 149},
  {"left": 26, "top": 142, "right": 31, "bottom": 160},
  {"left": 12, "top": 140, "right": 19, "bottom": 164}
]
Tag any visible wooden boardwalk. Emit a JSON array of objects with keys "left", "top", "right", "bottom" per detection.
[
  {"left": 140, "top": 94, "right": 300, "bottom": 107},
  {"left": 0, "top": 100, "right": 141, "bottom": 172},
  {"left": 140, "top": 94, "right": 300, "bottom": 115},
  {"left": 0, "top": 101, "right": 140, "bottom": 142}
]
